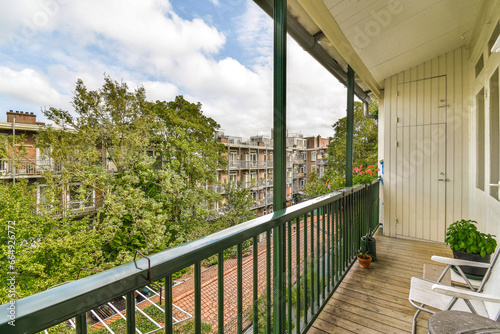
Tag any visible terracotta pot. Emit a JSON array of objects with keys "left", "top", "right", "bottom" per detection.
[{"left": 358, "top": 255, "right": 372, "bottom": 269}]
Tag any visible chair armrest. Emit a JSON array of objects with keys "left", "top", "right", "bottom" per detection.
[
  {"left": 431, "top": 284, "right": 500, "bottom": 303},
  {"left": 431, "top": 256, "right": 490, "bottom": 268}
]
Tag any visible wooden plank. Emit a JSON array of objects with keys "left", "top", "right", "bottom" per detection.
[
  {"left": 460, "top": 47, "right": 470, "bottom": 220},
  {"left": 402, "top": 69, "right": 411, "bottom": 237},
  {"left": 310, "top": 232, "right": 452, "bottom": 333},
  {"left": 409, "top": 68, "right": 418, "bottom": 238},
  {"left": 384, "top": 76, "right": 394, "bottom": 237},
  {"left": 423, "top": 62, "right": 433, "bottom": 241},
  {"left": 396, "top": 72, "right": 404, "bottom": 237},
  {"left": 388, "top": 74, "right": 399, "bottom": 238}
]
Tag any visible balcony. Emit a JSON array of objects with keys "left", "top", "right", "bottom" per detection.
[
  {"left": 309, "top": 233, "right": 452, "bottom": 333},
  {"left": 0, "top": 159, "right": 62, "bottom": 178},
  {"left": 1, "top": 182, "right": 381, "bottom": 334}
]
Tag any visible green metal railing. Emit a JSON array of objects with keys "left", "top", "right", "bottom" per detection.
[{"left": 0, "top": 181, "right": 379, "bottom": 334}]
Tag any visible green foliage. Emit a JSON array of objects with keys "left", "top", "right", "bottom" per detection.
[
  {"left": 0, "top": 180, "right": 104, "bottom": 304},
  {"left": 304, "top": 101, "right": 378, "bottom": 199},
  {"left": 0, "top": 133, "right": 27, "bottom": 161},
  {"left": 326, "top": 101, "right": 378, "bottom": 175},
  {"left": 358, "top": 251, "right": 372, "bottom": 259},
  {"left": 88, "top": 301, "right": 212, "bottom": 334},
  {"left": 35, "top": 77, "right": 229, "bottom": 266},
  {"left": 445, "top": 219, "right": 497, "bottom": 257},
  {"left": 303, "top": 169, "right": 330, "bottom": 198},
  {"left": 2, "top": 77, "right": 242, "bottom": 301}
]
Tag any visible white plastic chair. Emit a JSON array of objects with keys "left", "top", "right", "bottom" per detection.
[{"left": 408, "top": 247, "right": 500, "bottom": 334}]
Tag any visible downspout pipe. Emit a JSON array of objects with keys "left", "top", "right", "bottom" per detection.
[{"left": 364, "top": 100, "right": 377, "bottom": 119}]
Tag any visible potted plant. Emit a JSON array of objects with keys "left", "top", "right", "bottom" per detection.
[
  {"left": 445, "top": 219, "right": 497, "bottom": 277},
  {"left": 357, "top": 251, "right": 372, "bottom": 269}
]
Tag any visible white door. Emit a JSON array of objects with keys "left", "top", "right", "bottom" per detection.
[{"left": 396, "top": 76, "right": 447, "bottom": 242}]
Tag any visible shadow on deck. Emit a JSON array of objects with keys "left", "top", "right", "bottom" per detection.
[{"left": 309, "top": 229, "right": 452, "bottom": 334}]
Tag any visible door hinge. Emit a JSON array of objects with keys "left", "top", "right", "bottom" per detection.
[
  {"left": 395, "top": 141, "right": 399, "bottom": 147},
  {"left": 396, "top": 116, "right": 400, "bottom": 123},
  {"left": 395, "top": 218, "right": 399, "bottom": 224}
]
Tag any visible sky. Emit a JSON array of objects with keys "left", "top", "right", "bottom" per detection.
[{"left": 0, "top": 0, "right": 349, "bottom": 139}]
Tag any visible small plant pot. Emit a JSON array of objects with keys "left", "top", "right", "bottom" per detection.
[{"left": 358, "top": 255, "right": 372, "bottom": 269}]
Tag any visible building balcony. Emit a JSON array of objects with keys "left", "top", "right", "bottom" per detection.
[
  {"left": 0, "top": 158, "right": 62, "bottom": 178},
  {"left": 1, "top": 182, "right": 383, "bottom": 334}
]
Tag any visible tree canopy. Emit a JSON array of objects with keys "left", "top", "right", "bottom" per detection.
[
  {"left": 0, "top": 77, "right": 253, "bottom": 302},
  {"left": 304, "top": 101, "right": 378, "bottom": 198}
]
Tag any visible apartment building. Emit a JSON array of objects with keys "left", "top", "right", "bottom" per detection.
[
  {"left": 307, "top": 135, "right": 330, "bottom": 179},
  {"left": 0, "top": 110, "right": 95, "bottom": 214},
  {"left": 216, "top": 130, "right": 330, "bottom": 216}
]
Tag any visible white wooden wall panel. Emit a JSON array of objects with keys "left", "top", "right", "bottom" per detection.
[{"left": 381, "top": 46, "right": 469, "bottom": 242}]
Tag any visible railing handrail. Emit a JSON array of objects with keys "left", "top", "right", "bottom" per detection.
[{"left": 0, "top": 182, "right": 377, "bottom": 333}]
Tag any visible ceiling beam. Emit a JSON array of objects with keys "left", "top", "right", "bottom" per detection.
[
  {"left": 297, "top": 0, "right": 383, "bottom": 99},
  {"left": 253, "top": 0, "right": 373, "bottom": 104}
]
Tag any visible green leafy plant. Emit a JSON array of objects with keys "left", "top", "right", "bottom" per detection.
[
  {"left": 445, "top": 219, "right": 497, "bottom": 258},
  {"left": 357, "top": 251, "right": 372, "bottom": 260}
]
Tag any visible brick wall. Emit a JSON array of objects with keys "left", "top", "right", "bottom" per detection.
[{"left": 7, "top": 110, "right": 37, "bottom": 124}]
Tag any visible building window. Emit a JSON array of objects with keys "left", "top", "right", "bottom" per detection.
[
  {"left": 311, "top": 151, "right": 316, "bottom": 161},
  {"left": 477, "top": 88, "right": 485, "bottom": 191},
  {"left": 229, "top": 172, "right": 237, "bottom": 184},
  {"left": 66, "top": 184, "right": 95, "bottom": 210},
  {"left": 490, "top": 69, "right": 500, "bottom": 200}
]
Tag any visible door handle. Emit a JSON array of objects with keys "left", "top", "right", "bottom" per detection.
[{"left": 438, "top": 178, "right": 450, "bottom": 182}]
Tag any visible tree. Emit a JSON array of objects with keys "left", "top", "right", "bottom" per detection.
[
  {"left": 304, "top": 101, "right": 378, "bottom": 198},
  {"left": 215, "top": 181, "right": 255, "bottom": 231},
  {"left": 37, "top": 77, "right": 228, "bottom": 266},
  {"left": 303, "top": 169, "right": 330, "bottom": 198},
  {"left": 325, "top": 101, "right": 378, "bottom": 180},
  {"left": 0, "top": 180, "right": 104, "bottom": 303}
]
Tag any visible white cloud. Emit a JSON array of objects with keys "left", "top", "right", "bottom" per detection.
[
  {"left": 0, "top": 66, "right": 63, "bottom": 106},
  {"left": 0, "top": 0, "right": 348, "bottom": 140},
  {"left": 142, "top": 81, "right": 179, "bottom": 102}
]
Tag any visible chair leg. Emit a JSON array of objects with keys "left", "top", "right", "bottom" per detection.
[{"left": 412, "top": 309, "right": 421, "bottom": 334}]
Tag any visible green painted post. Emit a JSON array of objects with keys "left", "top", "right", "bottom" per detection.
[
  {"left": 273, "top": 0, "right": 287, "bottom": 333},
  {"left": 76, "top": 313, "right": 87, "bottom": 334},
  {"left": 126, "top": 291, "right": 135, "bottom": 334},
  {"left": 346, "top": 65, "right": 355, "bottom": 187}
]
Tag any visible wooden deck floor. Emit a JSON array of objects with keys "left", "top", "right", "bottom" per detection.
[{"left": 308, "top": 229, "right": 453, "bottom": 334}]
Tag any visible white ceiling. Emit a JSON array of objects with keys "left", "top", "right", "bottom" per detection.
[{"left": 291, "top": 0, "right": 482, "bottom": 89}]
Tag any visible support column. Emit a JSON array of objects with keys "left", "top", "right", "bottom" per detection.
[
  {"left": 273, "top": 0, "right": 286, "bottom": 332},
  {"left": 346, "top": 65, "right": 354, "bottom": 187}
]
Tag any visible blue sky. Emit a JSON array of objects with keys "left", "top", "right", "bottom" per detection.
[{"left": 0, "top": 0, "right": 347, "bottom": 138}]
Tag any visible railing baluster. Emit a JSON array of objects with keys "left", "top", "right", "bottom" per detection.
[
  {"left": 76, "top": 312, "right": 87, "bottom": 334},
  {"left": 287, "top": 221, "right": 292, "bottom": 333},
  {"left": 321, "top": 205, "right": 330, "bottom": 294},
  {"left": 310, "top": 210, "right": 315, "bottom": 315},
  {"left": 253, "top": 236, "right": 258, "bottom": 334},
  {"left": 322, "top": 205, "right": 326, "bottom": 301},
  {"left": 304, "top": 213, "right": 308, "bottom": 324},
  {"left": 165, "top": 275, "right": 173, "bottom": 334},
  {"left": 218, "top": 251, "right": 224, "bottom": 334},
  {"left": 316, "top": 208, "right": 320, "bottom": 310},
  {"left": 195, "top": 262, "right": 201, "bottom": 334},
  {"left": 237, "top": 243, "right": 243, "bottom": 333},
  {"left": 295, "top": 217, "right": 301, "bottom": 334},
  {"left": 126, "top": 290, "right": 135, "bottom": 334},
  {"left": 266, "top": 230, "right": 272, "bottom": 334}
]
